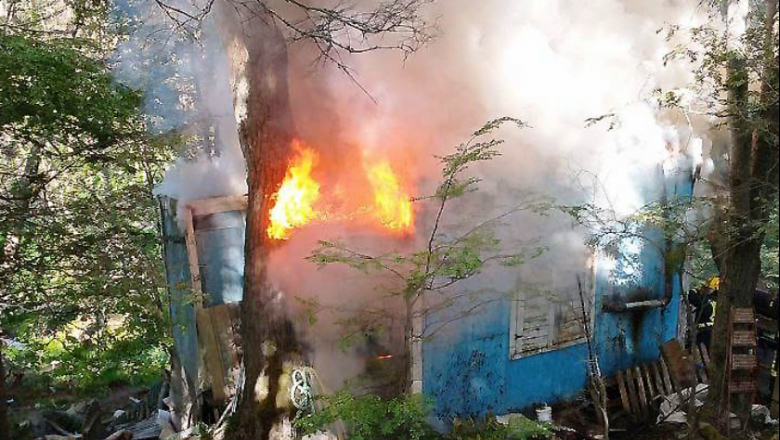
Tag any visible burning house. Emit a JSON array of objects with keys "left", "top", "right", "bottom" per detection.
[
  {"left": 110, "top": 0, "right": 729, "bottom": 431},
  {"left": 159, "top": 151, "right": 696, "bottom": 426}
]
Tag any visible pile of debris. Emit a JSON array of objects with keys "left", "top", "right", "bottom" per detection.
[{"left": 14, "top": 382, "right": 172, "bottom": 440}]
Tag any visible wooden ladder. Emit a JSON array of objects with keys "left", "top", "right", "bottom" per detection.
[{"left": 725, "top": 308, "right": 758, "bottom": 433}]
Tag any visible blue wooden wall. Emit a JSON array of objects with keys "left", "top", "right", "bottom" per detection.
[
  {"left": 160, "top": 198, "right": 200, "bottom": 385},
  {"left": 160, "top": 200, "right": 246, "bottom": 386},
  {"left": 193, "top": 211, "right": 245, "bottom": 305},
  {"left": 423, "top": 165, "right": 694, "bottom": 424}
]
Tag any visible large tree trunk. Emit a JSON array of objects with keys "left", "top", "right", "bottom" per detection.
[
  {"left": 227, "top": 14, "right": 299, "bottom": 440},
  {"left": 706, "top": 239, "right": 763, "bottom": 421},
  {"left": 705, "top": 0, "right": 779, "bottom": 423}
]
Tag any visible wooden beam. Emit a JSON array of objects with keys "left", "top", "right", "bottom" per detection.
[
  {"left": 771, "top": 366, "right": 779, "bottom": 419},
  {"left": 642, "top": 364, "right": 657, "bottom": 399},
  {"left": 634, "top": 366, "right": 649, "bottom": 416},
  {"left": 693, "top": 345, "right": 709, "bottom": 383},
  {"left": 196, "top": 308, "right": 227, "bottom": 403},
  {"left": 659, "top": 357, "right": 675, "bottom": 394},
  {"left": 187, "top": 195, "right": 247, "bottom": 216},
  {"left": 616, "top": 370, "right": 631, "bottom": 414},
  {"left": 182, "top": 206, "right": 202, "bottom": 303},
  {"left": 651, "top": 362, "right": 666, "bottom": 396},
  {"left": 625, "top": 367, "right": 640, "bottom": 415},
  {"left": 699, "top": 343, "right": 711, "bottom": 368}
]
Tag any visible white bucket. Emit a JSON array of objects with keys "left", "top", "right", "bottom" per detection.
[{"left": 536, "top": 405, "right": 552, "bottom": 423}]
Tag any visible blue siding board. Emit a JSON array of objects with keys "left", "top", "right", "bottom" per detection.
[
  {"left": 423, "top": 294, "right": 591, "bottom": 423},
  {"left": 194, "top": 210, "right": 245, "bottom": 305},
  {"left": 161, "top": 202, "right": 246, "bottom": 386},
  {"left": 160, "top": 200, "right": 200, "bottom": 384},
  {"left": 424, "top": 166, "right": 694, "bottom": 422}
]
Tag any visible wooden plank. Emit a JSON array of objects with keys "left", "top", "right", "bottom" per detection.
[
  {"left": 731, "top": 354, "right": 757, "bottom": 370},
  {"left": 182, "top": 207, "right": 203, "bottom": 301},
  {"left": 651, "top": 362, "right": 666, "bottom": 396},
  {"left": 732, "top": 308, "right": 755, "bottom": 324},
  {"left": 625, "top": 367, "right": 641, "bottom": 415},
  {"left": 642, "top": 364, "right": 657, "bottom": 399},
  {"left": 187, "top": 195, "right": 247, "bottom": 216},
  {"left": 771, "top": 365, "right": 779, "bottom": 419},
  {"left": 211, "top": 304, "right": 240, "bottom": 370},
  {"left": 196, "top": 308, "right": 227, "bottom": 403},
  {"left": 730, "top": 380, "right": 756, "bottom": 393},
  {"left": 661, "top": 339, "right": 697, "bottom": 390},
  {"left": 518, "top": 327, "right": 548, "bottom": 339},
  {"left": 693, "top": 345, "right": 708, "bottom": 383},
  {"left": 634, "top": 366, "right": 648, "bottom": 414},
  {"left": 616, "top": 370, "right": 631, "bottom": 414},
  {"left": 659, "top": 357, "right": 675, "bottom": 394},
  {"left": 731, "top": 330, "right": 756, "bottom": 347},
  {"left": 699, "top": 343, "right": 711, "bottom": 368}
]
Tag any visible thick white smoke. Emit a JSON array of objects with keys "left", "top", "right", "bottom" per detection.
[
  {"left": 115, "top": 0, "right": 715, "bottom": 389},
  {"left": 112, "top": 0, "right": 247, "bottom": 218},
  {"left": 269, "top": 0, "right": 714, "bottom": 387}
]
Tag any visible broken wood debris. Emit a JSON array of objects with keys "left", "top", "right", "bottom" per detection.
[{"left": 606, "top": 340, "right": 712, "bottom": 422}]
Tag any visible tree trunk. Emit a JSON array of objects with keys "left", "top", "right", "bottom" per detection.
[
  {"left": 705, "top": 239, "right": 763, "bottom": 419},
  {"left": 227, "top": 15, "right": 298, "bottom": 440},
  {"left": 704, "top": 52, "right": 761, "bottom": 419},
  {"left": 705, "top": 0, "right": 779, "bottom": 423}
]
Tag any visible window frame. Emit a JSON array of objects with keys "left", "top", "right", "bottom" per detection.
[{"left": 509, "top": 258, "right": 596, "bottom": 360}]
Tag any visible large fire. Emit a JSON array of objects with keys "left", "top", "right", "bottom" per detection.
[
  {"left": 267, "top": 140, "right": 414, "bottom": 239},
  {"left": 267, "top": 141, "right": 321, "bottom": 240},
  {"left": 366, "top": 160, "right": 414, "bottom": 233}
]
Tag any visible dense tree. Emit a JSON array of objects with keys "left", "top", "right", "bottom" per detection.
[
  {"left": 1, "top": 3, "right": 176, "bottom": 438},
  {"left": 691, "top": 0, "right": 778, "bottom": 424}
]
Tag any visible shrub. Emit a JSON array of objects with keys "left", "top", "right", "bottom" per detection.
[{"left": 294, "top": 392, "right": 438, "bottom": 440}]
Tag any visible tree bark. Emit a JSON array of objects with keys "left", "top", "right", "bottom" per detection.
[
  {"left": 705, "top": 0, "right": 779, "bottom": 423},
  {"left": 227, "top": 14, "right": 298, "bottom": 440}
]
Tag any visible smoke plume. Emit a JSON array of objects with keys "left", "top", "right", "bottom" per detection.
[{"left": 114, "top": 0, "right": 714, "bottom": 389}]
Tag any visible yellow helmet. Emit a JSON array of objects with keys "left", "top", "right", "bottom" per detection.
[{"left": 707, "top": 277, "right": 720, "bottom": 290}]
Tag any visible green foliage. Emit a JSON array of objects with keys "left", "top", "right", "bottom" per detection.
[
  {"left": 449, "top": 416, "right": 553, "bottom": 440},
  {"left": 6, "top": 324, "right": 168, "bottom": 395},
  {"left": 0, "top": 33, "right": 141, "bottom": 147},
  {"left": 501, "top": 415, "right": 553, "bottom": 440},
  {"left": 193, "top": 422, "right": 214, "bottom": 440},
  {"left": 295, "top": 396, "right": 554, "bottom": 440},
  {"left": 295, "top": 392, "right": 438, "bottom": 440},
  {"left": 1, "top": 3, "right": 175, "bottom": 394},
  {"left": 761, "top": 200, "right": 779, "bottom": 290},
  {"left": 659, "top": 6, "right": 778, "bottom": 135},
  {"left": 448, "top": 418, "right": 510, "bottom": 440}
]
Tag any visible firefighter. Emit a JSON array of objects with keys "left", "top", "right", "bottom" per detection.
[{"left": 690, "top": 277, "right": 718, "bottom": 348}]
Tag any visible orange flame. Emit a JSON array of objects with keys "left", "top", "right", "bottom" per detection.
[
  {"left": 366, "top": 160, "right": 414, "bottom": 233},
  {"left": 267, "top": 141, "right": 320, "bottom": 240}
]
